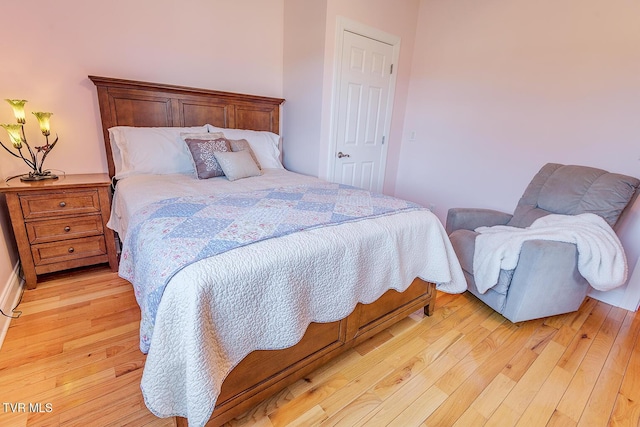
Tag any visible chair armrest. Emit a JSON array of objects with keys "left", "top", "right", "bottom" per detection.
[
  {"left": 502, "top": 240, "right": 589, "bottom": 322},
  {"left": 446, "top": 208, "right": 513, "bottom": 234}
]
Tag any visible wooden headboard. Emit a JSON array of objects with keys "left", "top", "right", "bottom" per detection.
[{"left": 89, "top": 76, "right": 285, "bottom": 177}]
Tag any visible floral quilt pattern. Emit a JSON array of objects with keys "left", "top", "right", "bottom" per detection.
[{"left": 119, "top": 182, "right": 421, "bottom": 352}]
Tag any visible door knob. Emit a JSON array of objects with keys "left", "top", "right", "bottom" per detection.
[{"left": 337, "top": 152, "right": 350, "bottom": 158}]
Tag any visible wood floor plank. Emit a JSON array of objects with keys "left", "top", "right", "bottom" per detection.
[
  {"left": 556, "top": 306, "right": 626, "bottom": 422},
  {"left": 389, "top": 385, "right": 448, "bottom": 426},
  {"left": 424, "top": 320, "right": 544, "bottom": 426},
  {"left": 280, "top": 322, "right": 425, "bottom": 425},
  {"left": 483, "top": 404, "right": 520, "bottom": 427},
  {"left": 515, "top": 365, "right": 572, "bottom": 427},
  {"left": 370, "top": 330, "right": 461, "bottom": 402},
  {"left": 267, "top": 376, "right": 348, "bottom": 427},
  {"left": 318, "top": 391, "right": 381, "bottom": 427},
  {"left": 62, "top": 392, "right": 145, "bottom": 427},
  {"left": 282, "top": 405, "right": 326, "bottom": 427},
  {"left": 55, "top": 371, "right": 145, "bottom": 424},
  {"left": 286, "top": 349, "right": 361, "bottom": 399},
  {"left": 386, "top": 314, "right": 419, "bottom": 337},
  {"left": 342, "top": 322, "right": 486, "bottom": 427},
  {"left": 61, "top": 321, "right": 140, "bottom": 352},
  {"left": 547, "top": 410, "right": 578, "bottom": 427},
  {"left": 351, "top": 370, "right": 434, "bottom": 426},
  {"left": 0, "top": 411, "right": 30, "bottom": 427},
  {"left": 434, "top": 322, "right": 519, "bottom": 395},
  {"left": 451, "top": 405, "right": 488, "bottom": 427},
  {"left": 556, "top": 301, "right": 611, "bottom": 374},
  {"left": 609, "top": 315, "right": 640, "bottom": 427},
  {"left": 225, "top": 388, "right": 291, "bottom": 426},
  {"left": 19, "top": 369, "right": 118, "bottom": 426},
  {"left": 318, "top": 359, "right": 394, "bottom": 417},
  {"left": 2, "top": 266, "right": 639, "bottom": 427},
  {"left": 471, "top": 372, "right": 517, "bottom": 419},
  {"left": 500, "top": 322, "right": 559, "bottom": 384},
  {"left": 17, "top": 285, "right": 131, "bottom": 317},
  {"left": 488, "top": 340, "right": 566, "bottom": 423},
  {"left": 0, "top": 329, "right": 138, "bottom": 391},
  {"left": 577, "top": 310, "right": 640, "bottom": 426}
]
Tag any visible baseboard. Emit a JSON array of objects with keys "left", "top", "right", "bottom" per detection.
[{"left": 0, "top": 262, "right": 24, "bottom": 350}]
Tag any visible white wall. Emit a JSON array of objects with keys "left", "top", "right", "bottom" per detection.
[
  {"left": 396, "top": 0, "right": 640, "bottom": 309},
  {"left": 282, "top": 0, "right": 421, "bottom": 194},
  {"left": 282, "top": 0, "right": 328, "bottom": 176},
  {"left": 0, "top": 0, "right": 285, "bottom": 292}
]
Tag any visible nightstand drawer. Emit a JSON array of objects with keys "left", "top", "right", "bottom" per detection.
[
  {"left": 26, "top": 215, "right": 104, "bottom": 244},
  {"left": 20, "top": 190, "right": 101, "bottom": 219},
  {"left": 31, "top": 235, "right": 107, "bottom": 266}
]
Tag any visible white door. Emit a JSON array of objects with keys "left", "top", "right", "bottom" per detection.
[{"left": 332, "top": 30, "right": 394, "bottom": 192}]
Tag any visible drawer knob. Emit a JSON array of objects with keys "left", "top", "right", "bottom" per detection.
[
  {"left": 68, "top": 247, "right": 74, "bottom": 253},
  {"left": 64, "top": 226, "right": 71, "bottom": 232},
  {"left": 59, "top": 201, "right": 66, "bottom": 207}
]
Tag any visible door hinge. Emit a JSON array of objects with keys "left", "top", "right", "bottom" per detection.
[
  {"left": 382, "top": 136, "right": 385, "bottom": 145},
  {"left": 390, "top": 64, "right": 393, "bottom": 74}
]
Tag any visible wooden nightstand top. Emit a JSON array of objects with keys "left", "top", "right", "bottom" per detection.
[{"left": 0, "top": 173, "right": 111, "bottom": 193}]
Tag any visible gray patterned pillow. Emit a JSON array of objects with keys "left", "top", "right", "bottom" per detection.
[
  {"left": 184, "top": 137, "right": 231, "bottom": 179},
  {"left": 227, "top": 138, "right": 261, "bottom": 170},
  {"left": 213, "top": 150, "right": 261, "bottom": 181}
]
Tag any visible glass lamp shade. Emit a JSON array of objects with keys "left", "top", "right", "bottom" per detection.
[
  {"left": 1, "top": 100, "right": 59, "bottom": 182},
  {"left": 5, "top": 99, "right": 27, "bottom": 124},
  {"left": 0, "top": 124, "right": 23, "bottom": 148},
  {"left": 32, "top": 112, "right": 52, "bottom": 136}
]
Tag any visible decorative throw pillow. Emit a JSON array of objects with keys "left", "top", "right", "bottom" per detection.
[
  {"left": 184, "top": 137, "right": 231, "bottom": 179},
  {"left": 228, "top": 138, "right": 261, "bottom": 169},
  {"left": 213, "top": 150, "right": 262, "bottom": 181}
]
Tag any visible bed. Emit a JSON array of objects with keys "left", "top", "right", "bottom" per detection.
[{"left": 90, "top": 75, "right": 466, "bottom": 427}]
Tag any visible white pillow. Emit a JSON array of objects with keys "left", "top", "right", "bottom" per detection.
[
  {"left": 207, "top": 125, "right": 283, "bottom": 169},
  {"left": 213, "top": 150, "right": 262, "bottom": 181},
  {"left": 107, "top": 127, "right": 126, "bottom": 177},
  {"left": 108, "top": 126, "right": 208, "bottom": 179},
  {"left": 179, "top": 131, "right": 224, "bottom": 141}
]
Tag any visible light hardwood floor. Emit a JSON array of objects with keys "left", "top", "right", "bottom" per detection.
[{"left": 0, "top": 266, "right": 639, "bottom": 426}]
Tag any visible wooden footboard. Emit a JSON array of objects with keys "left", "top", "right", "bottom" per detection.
[{"left": 176, "top": 278, "right": 435, "bottom": 427}]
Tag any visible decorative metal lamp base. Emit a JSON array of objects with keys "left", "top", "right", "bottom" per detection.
[{"left": 20, "top": 172, "right": 58, "bottom": 182}]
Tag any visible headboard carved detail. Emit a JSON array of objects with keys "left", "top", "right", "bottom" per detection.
[{"left": 89, "top": 76, "right": 284, "bottom": 177}]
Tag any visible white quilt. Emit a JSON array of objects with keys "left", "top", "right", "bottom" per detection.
[
  {"left": 474, "top": 213, "right": 628, "bottom": 294},
  {"left": 112, "top": 171, "right": 466, "bottom": 427}
]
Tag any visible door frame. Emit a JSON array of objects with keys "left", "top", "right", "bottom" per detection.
[{"left": 326, "top": 16, "right": 401, "bottom": 192}]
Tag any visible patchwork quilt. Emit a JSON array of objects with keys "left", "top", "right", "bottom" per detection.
[{"left": 119, "top": 182, "right": 421, "bottom": 353}]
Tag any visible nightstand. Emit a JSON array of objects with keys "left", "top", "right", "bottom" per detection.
[{"left": 0, "top": 174, "right": 119, "bottom": 289}]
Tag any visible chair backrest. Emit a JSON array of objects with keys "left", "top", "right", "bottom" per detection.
[{"left": 508, "top": 163, "right": 640, "bottom": 229}]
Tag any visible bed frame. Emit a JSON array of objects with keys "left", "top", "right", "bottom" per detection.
[{"left": 89, "top": 75, "right": 436, "bottom": 426}]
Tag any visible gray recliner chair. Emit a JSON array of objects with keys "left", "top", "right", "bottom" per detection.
[{"left": 446, "top": 163, "right": 640, "bottom": 322}]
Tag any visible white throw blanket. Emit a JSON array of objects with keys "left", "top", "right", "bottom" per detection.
[
  {"left": 140, "top": 209, "right": 466, "bottom": 427},
  {"left": 473, "top": 213, "right": 627, "bottom": 294}
]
